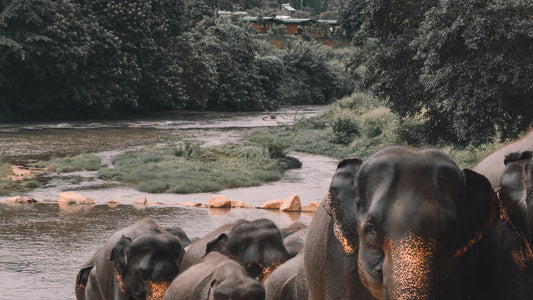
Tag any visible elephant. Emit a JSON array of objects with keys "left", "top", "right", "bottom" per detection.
[
  {"left": 264, "top": 252, "right": 308, "bottom": 300},
  {"left": 75, "top": 217, "right": 185, "bottom": 300},
  {"left": 280, "top": 222, "right": 307, "bottom": 238},
  {"left": 179, "top": 219, "right": 248, "bottom": 272},
  {"left": 280, "top": 222, "right": 307, "bottom": 258},
  {"left": 304, "top": 146, "right": 498, "bottom": 299},
  {"left": 283, "top": 227, "right": 307, "bottom": 258},
  {"left": 162, "top": 252, "right": 265, "bottom": 300},
  {"left": 181, "top": 219, "right": 291, "bottom": 282},
  {"left": 480, "top": 150, "right": 533, "bottom": 299},
  {"left": 165, "top": 226, "right": 193, "bottom": 247},
  {"left": 473, "top": 129, "right": 533, "bottom": 191}
]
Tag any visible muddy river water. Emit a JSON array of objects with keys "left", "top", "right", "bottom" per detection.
[{"left": 0, "top": 106, "right": 339, "bottom": 299}]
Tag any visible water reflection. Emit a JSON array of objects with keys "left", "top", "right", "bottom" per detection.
[{"left": 0, "top": 203, "right": 314, "bottom": 299}]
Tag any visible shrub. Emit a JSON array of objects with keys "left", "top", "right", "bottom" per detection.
[
  {"left": 32, "top": 154, "right": 101, "bottom": 172},
  {"left": 328, "top": 109, "right": 360, "bottom": 144},
  {"left": 24, "top": 180, "right": 41, "bottom": 188},
  {"left": 359, "top": 107, "right": 399, "bottom": 140},
  {"left": 0, "top": 162, "right": 12, "bottom": 178}
]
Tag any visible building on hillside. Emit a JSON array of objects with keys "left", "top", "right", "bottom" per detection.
[
  {"left": 242, "top": 16, "right": 276, "bottom": 34},
  {"left": 275, "top": 17, "right": 313, "bottom": 35},
  {"left": 243, "top": 16, "right": 338, "bottom": 36}
]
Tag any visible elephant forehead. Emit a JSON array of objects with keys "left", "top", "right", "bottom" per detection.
[
  {"left": 128, "top": 234, "right": 182, "bottom": 255},
  {"left": 229, "top": 222, "right": 282, "bottom": 242},
  {"left": 360, "top": 155, "right": 463, "bottom": 215}
]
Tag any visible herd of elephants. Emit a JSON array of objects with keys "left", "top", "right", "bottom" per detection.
[{"left": 74, "top": 131, "right": 533, "bottom": 299}]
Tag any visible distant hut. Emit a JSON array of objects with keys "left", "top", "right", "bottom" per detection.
[
  {"left": 275, "top": 17, "right": 312, "bottom": 35},
  {"left": 243, "top": 16, "right": 275, "bottom": 34}
]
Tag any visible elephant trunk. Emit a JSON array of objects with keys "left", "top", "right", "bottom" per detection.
[
  {"left": 146, "top": 281, "right": 171, "bottom": 300},
  {"left": 386, "top": 232, "right": 437, "bottom": 300}
]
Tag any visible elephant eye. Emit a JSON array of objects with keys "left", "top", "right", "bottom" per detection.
[
  {"left": 363, "top": 218, "right": 384, "bottom": 247},
  {"left": 363, "top": 219, "right": 378, "bottom": 237}
]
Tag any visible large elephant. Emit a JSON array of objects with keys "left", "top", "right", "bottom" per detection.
[
  {"left": 473, "top": 129, "right": 533, "bottom": 191},
  {"left": 162, "top": 252, "right": 265, "bottom": 300},
  {"left": 304, "top": 146, "right": 498, "bottom": 299},
  {"left": 75, "top": 218, "right": 185, "bottom": 300},
  {"left": 181, "top": 219, "right": 291, "bottom": 282},
  {"left": 480, "top": 151, "right": 533, "bottom": 299}
]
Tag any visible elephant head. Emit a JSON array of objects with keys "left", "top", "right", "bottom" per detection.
[
  {"left": 498, "top": 151, "right": 533, "bottom": 264},
  {"left": 325, "top": 146, "right": 498, "bottom": 299},
  {"left": 110, "top": 232, "right": 184, "bottom": 300},
  {"left": 206, "top": 219, "right": 291, "bottom": 282}
]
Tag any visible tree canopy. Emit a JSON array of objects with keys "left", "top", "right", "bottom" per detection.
[
  {"left": 355, "top": 0, "right": 533, "bottom": 145},
  {"left": 0, "top": 0, "right": 347, "bottom": 120}
]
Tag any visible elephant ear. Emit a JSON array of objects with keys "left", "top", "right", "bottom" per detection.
[
  {"left": 110, "top": 235, "right": 132, "bottom": 282},
  {"left": 455, "top": 169, "right": 499, "bottom": 258},
  {"left": 205, "top": 233, "right": 228, "bottom": 255},
  {"left": 323, "top": 158, "right": 363, "bottom": 256}
]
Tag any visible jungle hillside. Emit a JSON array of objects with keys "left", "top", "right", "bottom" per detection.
[{"left": 1, "top": 0, "right": 532, "bottom": 147}]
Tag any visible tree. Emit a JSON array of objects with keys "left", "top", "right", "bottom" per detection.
[
  {"left": 192, "top": 17, "right": 270, "bottom": 110},
  {"left": 184, "top": 0, "right": 212, "bottom": 31},
  {"left": 84, "top": 0, "right": 191, "bottom": 111},
  {"left": 338, "top": 0, "right": 365, "bottom": 36},
  {"left": 413, "top": 0, "right": 533, "bottom": 144},
  {"left": 281, "top": 41, "right": 340, "bottom": 104},
  {"left": 354, "top": 0, "right": 532, "bottom": 145},
  {"left": 354, "top": 0, "right": 436, "bottom": 114},
  {"left": 0, "top": 0, "right": 139, "bottom": 118}
]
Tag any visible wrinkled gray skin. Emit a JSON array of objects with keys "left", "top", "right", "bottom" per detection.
[
  {"left": 264, "top": 252, "right": 308, "bottom": 300},
  {"left": 305, "top": 146, "right": 498, "bottom": 300},
  {"left": 280, "top": 222, "right": 307, "bottom": 238},
  {"left": 283, "top": 227, "right": 307, "bottom": 258},
  {"left": 165, "top": 227, "right": 192, "bottom": 248},
  {"left": 75, "top": 218, "right": 185, "bottom": 300},
  {"left": 280, "top": 222, "right": 307, "bottom": 257},
  {"left": 480, "top": 151, "right": 533, "bottom": 299},
  {"left": 474, "top": 130, "right": 533, "bottom": 191},
  {"left": 181, "top": 219, "right": 290, "bottom": 281},
  {"left": 180, "top": 220, "right": 248, "bottom": 272},
  {"left": 163, "top": 252, "right": 265, "bottom": 300}
]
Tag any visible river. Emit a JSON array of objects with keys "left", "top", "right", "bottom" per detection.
[{"left": 0, "top": 106, "right": 339, "bottom": 299}]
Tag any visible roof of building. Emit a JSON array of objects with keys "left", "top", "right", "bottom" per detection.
[
  {"left": 243, "top": 16, "right": 313, "bottom": 24},
  {"left": 281, "top": 3, "right": 296, "bottom": 11},
  {"left": 242, "top": 16, "right": 275, "bottom": 22},
  {"left": 318, "top": 19, "right": 339, "bottom": 25},
  {"left": 276, "top": 18, "right": 312, "bottom": 24}
]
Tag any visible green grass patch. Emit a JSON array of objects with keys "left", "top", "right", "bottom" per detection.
[
  {"left": 0, "top": 162, "right": 16, "bottom": 194},
  {"left": 96, "top": 143, "right": 301, "bottom": 194},
  {"left": 32, "top": 153, "right": 101, "bottom": 172},
  {"left": 250, "top": 92, "right": 505, "bottom": 168},
  {"left": 23, "top": 179, "right": 41, "bottom": 188},
  {"left": 0, "top": 162, "right": 12, "bottom": 178}
]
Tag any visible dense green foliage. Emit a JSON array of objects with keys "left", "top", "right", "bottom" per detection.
[
  {"left": 96, "top": 143, "right": 301, "bottom": 193},
  {"left": 0, "top": 0, "right": 348, "bottom": 120},
  {"left": 32, "top": 153, "right": 101, "bottom": 172},
  {"left": 354, "top": 0, "right": 533, "bottom": 145},
  {"left": 250, "top": 93, "right": 504, "bottom": 168},
  {"left": 338, "top": 0, "right": 365, "bottom": 37}
]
